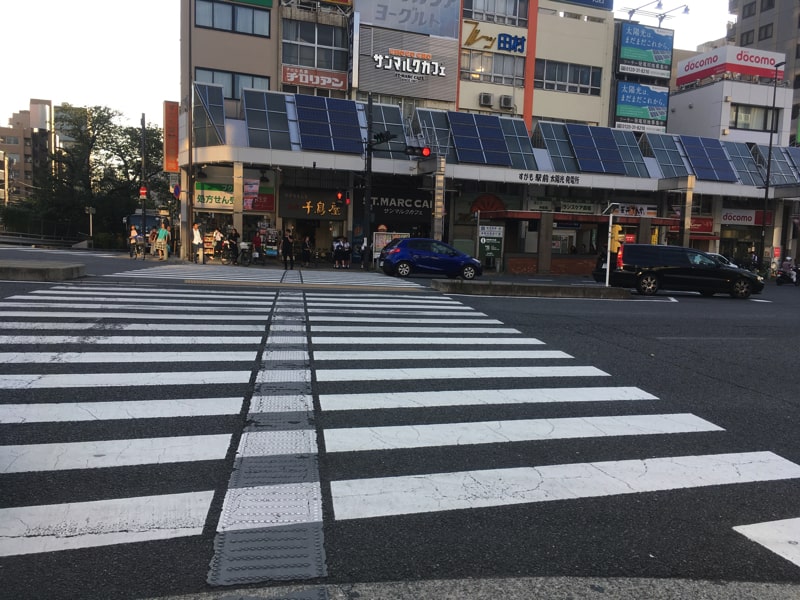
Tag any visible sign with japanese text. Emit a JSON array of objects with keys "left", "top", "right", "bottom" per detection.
[
  {"left": 358, "top": 26, "right": 458, "bottom": 101},
  {"left": 462, "top": 20, "right": 527, "bottom": 55},
  {"left": 518, "top": 172, "right": 583, "bottom": 186},
  {"left": 369, "top": 194, "right": 433, "bottom": 224},
  {"left": 280, "top": 188, "right": 346, "bottom": 220},
  {"left": 162, "top": 101, "right": 179, "bottom": 173},
  {"left": 281, "top": 65, "right": 347, "bottom": 91},
  {"left": 618, "top": 22, "right": 673, "bottom": 80},
  {"left": 612, "top": 204, "right": 658, "bottom": 217},
  {"left": 355, "top": 0, "right": 460, "bottom": 39},
  {"left": 195, "top": 182, "right": 234, "bottom": 211},
  {"left": 244, "top": 179, "right": 275, "bottom": 212},
  {"left": 615, "top": 81, "right": 669, "bottom": 133}
]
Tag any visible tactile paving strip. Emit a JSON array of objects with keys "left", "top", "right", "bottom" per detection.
[{"left": 208, "top": 291, "right": 327, "bottom": 586}]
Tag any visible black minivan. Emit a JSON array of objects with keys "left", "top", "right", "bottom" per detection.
[{"left": 608, "top": 244, "right": 765, "bottom": 299}]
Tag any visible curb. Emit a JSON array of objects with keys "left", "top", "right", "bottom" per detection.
[
  {"left": 431, "top": 278, "right": 631, "bottom": 298},
  {"left": 0, "top": 260, "right": 85, "bottom": 282}
]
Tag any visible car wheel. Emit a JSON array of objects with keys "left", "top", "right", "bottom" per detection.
[
  {"left": 461, "top": 265, "right": 477, "bottom": 280},
  {"left": 637, "top": 273, "right": 659, "bottom": 296},
  {"left": 731, "top": 278, "right": 752, "bottom": 299},
  {"left": 395, "top": 261, "right": 412, "bottom": 277}
]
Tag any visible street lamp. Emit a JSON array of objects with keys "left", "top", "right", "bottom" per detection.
[
  {"left": 656, "top": 4, "right": 689, "bottom": 27},
  {"left": 627, "top": 0, "right": 662, "bottom": 19},
  {"left": 761, "top": 60, "right": 786, "bottom": 271}
]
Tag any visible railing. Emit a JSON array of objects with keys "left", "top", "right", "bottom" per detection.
[{"left": 0, "top": 230, "right": 83, "bottom": 248}]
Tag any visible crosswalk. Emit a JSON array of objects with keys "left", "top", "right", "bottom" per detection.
[
  {"left": 106, "top": 262, "right": 424, "bottom": 287},
  {"left": 1, "top": 282, "right": 799, "bottom": 592}
]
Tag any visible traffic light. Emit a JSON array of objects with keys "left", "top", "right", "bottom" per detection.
[
  {"left": 345, "top": 195, "right": 351, "bottom": 206},
  {"left": 405, "top": 145, "right": 432, "bottom": 158}
]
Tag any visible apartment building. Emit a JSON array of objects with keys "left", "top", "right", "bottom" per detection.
[{"left": 0, "top": 99, "right": 55, "bottom": 204}]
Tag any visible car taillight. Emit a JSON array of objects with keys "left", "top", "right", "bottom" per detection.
[
  {"left": 616, "top": 247, "right": 623, "bottom": 269},
  {"left": 389, "top": 247, "right": 401, "bottom": 254}
]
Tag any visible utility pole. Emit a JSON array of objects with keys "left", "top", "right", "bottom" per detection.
[{"left": 141, "top": 113, "right": 146, "bottom": 234}]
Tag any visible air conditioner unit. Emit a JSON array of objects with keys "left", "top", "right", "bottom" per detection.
[
  {"left": 479, "top": 92, "right": 494, "bottom": 107},
  {"left": 724, "top": 95, "right": 733, "bottom": 102},
  {"left": 499, "top": 95, "right": 514, "bottom": 109},
  {"left": 722, "top": 128, "right": 730, "bottom": 135}
]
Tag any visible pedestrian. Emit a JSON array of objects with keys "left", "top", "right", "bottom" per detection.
[
  {"left": 302, "top": 235, "right": 313, "bottom": 267},
  {"left": 166, "top": 225, "right": 172, "bottom": 258},
  {"left": 332, "top": 237, "right": 343, "bottom": 269},
  {"left": 155, "top": 222, "right": 169, "bottom": 261},
  {"left": 282, "top": 230, "right": 294, "bottom": 270},
  {"left": 148, "top": 226, "right": 158, "bottom": 256},
  {"left": 191, "top": 223, "right": 204, "bottom": 264},
  {"left": 342, "top": 238, "right": 352, "bottom": 269},
  {"left": 229, "top": 227, "right": 240, "bottom": 264},
  {"left": 213, "top": 228, "right": 224, "bottom": 260},
  {"left": 128, "top": 225, "right": 138, "bottom": 258},
  {"left": 361, "top": 236, "right": 370, "bottom": 270}
]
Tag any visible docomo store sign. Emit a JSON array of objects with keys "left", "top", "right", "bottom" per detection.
[
  {"left": 721, "top": 208, "right": 771, "bottom": 226},
  {"left": 677, "top": 46, "right": 785, "bottom": 86}
]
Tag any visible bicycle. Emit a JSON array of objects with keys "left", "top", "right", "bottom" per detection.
[
  {"left": 132, "top": 235, "right": 146, "bottom": 260},
  {"left": 238, "top": 241, "right": 252, "bottom": 266}
]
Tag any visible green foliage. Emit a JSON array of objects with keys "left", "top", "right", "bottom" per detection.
[{"left": 26, "top": 104, "right": 169, "bottom": 240}]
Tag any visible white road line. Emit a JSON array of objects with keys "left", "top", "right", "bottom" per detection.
[
  {"left": 0, "top": 351, "right": 258, "bottom": 363},
  {"left": 311, "top": 336, "right": 543, "bottom": 345},
  {"left": 308, "top": 316, "right": 503, "bottom": 324},
  {"left": 320, "top": 386, "right": 659, "bottom": 411},
  {"left": 324, "top": 414, "right": 722, "bottom": 452},
  {"left": 734, "top": 517, "right": 800, "bottom": 568},
  {"left": 1, "top": 434, "right": 232, "bottom": 473},
  {"left": 9, "top": 295, "right": 271, "bottom": 307},
  {"left": 316, "top": 366, "right": 608, "bottom": 382},
  {"left": 0, "top": 370, "right": 253, "bottom": 389},
  {"left": 34, "top": 289, "right": 276, "bottom": 300},
  {"left": 0, "top": 335, "right": 262, "bottom": 345},
  {"left": 0, "top": 311, "right": 268, "bottom": 321},
  {"left": 307, "top": 309, "right": 486, "bottom": 316},
  {"left": 0, "top": 397, "right": 243, "bottom": 423},
  {"left": 0, "top": 491, "right": 215, "bottom": 556},
  {"left": 331, "top": 452, "right": 800, "bottom": 520},
  {"left": 313, "top": 350, "right": 569, "bottom": 361},
  {"left": 310, "top": 326, "right": 522, "bottom": 334},
  {"left": 0, "top": 302, "right": 268, "bottom": 312},
  {"left": 0, "top": 322, "right": 266, "bottom": 332}
]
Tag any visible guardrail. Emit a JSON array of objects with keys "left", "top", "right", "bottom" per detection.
[{"left": 0, "top": 231, "right": 83, "bottom": 248}]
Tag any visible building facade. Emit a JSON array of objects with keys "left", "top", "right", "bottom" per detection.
[
  {"left": 729, "top": 0, "right": 800, "bottom": 143},
  {"left": 176, "top": 0, "right": 800, "bottom": 273},
  {"left": 0, "top": 99, "right": 55, "bottom": 205}
]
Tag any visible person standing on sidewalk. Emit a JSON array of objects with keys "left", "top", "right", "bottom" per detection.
[
  {"left": 191, "top": 223, "right": 204, "bottom": 264},
  {"left": 155, "top": 222, "right": 169, "bottom": 261},
  {"left": 282, "top": 230, "right": 294, "bottom": 270}
]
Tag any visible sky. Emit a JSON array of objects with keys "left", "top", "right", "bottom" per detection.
[{"left": 2, "top": 0, "right": 733, "bottom": 130}]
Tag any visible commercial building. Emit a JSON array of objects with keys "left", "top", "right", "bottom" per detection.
[
  {"left": 728, "top": 0, "right": 800, "bottom": 143},
  {"left": 176, "top": 0, "right": 800, "bottom": 273}
]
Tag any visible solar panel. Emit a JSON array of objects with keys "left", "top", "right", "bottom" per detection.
[
  {"left": 535, "top": 121, "right": 579, "bottom": 173},
  {"left": 679, "top": 136, "right": 737, "bottom": 182},
  {"left": 447, "top": 112, "right": 511, "bottom": 166},
  {"left": 500, "top": 118, "right": 537, "bottom": 170},
  {"left": 645, "top": 133, "right": 690, "bottom": 178},
  {"left": 722, "top": 141, "right": 763, "bottom": 186},
  {"left": 292, "top": 95, "right": 364, "bottom": 155},
  {"left": 565, "top": 124, "right": 626, "bottom": 175}
]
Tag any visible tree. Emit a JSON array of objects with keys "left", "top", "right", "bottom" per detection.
[{"left": 16, "top": 104, "right": 168, "bottom": 244}]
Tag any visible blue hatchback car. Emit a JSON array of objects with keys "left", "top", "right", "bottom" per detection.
[{"left": 379, "top": 237, "right": 483, "bottom": 279}]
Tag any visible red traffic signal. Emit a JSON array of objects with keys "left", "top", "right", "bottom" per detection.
[
  {"left": 405, "top": 145, "right": 432, "bottom": 158},
  {"left": 336, "top": 191, "right": 343, "bottom": 201},
  {"left": 345, "top": 196, "right": 351, "bottom": 205}
]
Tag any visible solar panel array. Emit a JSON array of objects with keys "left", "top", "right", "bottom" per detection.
[
  {"left": 413, "top": 109, "right": 457, "bottom": 164},
  {"left": 566, "top": 124, "right": 626, "bottom": 175},
  {"left": 295, "top": 95, "right": 363, "bottom": 154},
  {"left": 448, "top": 112, "right": 512, "bottom": 166},
  {"left": 612, "top": 129, "right": 650, "bottom": 178},
  {"left": 679, "top": 136, "right": 737, "bottom": 182},
  {"left": 723, "top": 141, "right": 764, "bottom": 187},
  {"left": 645, "top": 133, "right": 691, "bottom": 179},
  {"left": 501, "top": 118, "right": 538, "bottom": 171},
  {"left": 194, "top": 83, "right": 226, "bottom": 146},
  {"left": 535, "top": 122, "right": 579, "bottom": 173},
  {"left": 366, "top": 104, "right": 407, "bottom": 160},
  {"left": 243, "top": 90, "right": 293, "bottom": 150}
]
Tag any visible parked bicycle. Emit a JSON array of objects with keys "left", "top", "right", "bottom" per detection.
[{"left": 238, "top": 241, "right": 252, "bottom": 266}]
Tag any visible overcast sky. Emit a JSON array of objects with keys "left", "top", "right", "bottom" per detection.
[{"left": 2, "top": 0, "right": 732, "bottom": 129}]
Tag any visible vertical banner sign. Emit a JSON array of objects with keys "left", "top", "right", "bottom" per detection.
[
  {"left": 163, "top": 101, "right": 180, "bottom": 173},
  {"left": 618, "top": 22, "right": 674, "bottom": 79}
]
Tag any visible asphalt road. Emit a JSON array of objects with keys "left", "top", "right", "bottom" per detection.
[{"left": 1, "top": 245, "right": 799, "bottom": 600}]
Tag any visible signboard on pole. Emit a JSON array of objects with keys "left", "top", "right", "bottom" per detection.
[
  {"left": 618, "top": 22, "right": 674, "bottom": 80},
  {"left": 478, "top": 224, "right": 504, "bottom": 267}
]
